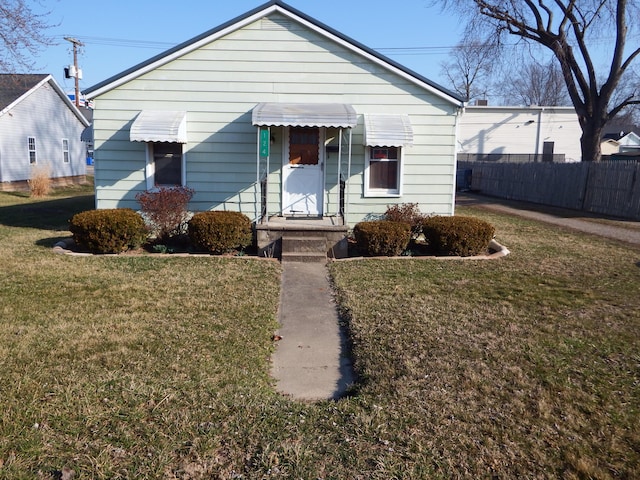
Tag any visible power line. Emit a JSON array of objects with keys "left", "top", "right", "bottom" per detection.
[
  {"left": 57, "top": 35, "right": 174, "bottom": 49},
  {"left": 57, "top": 31, "right": 637, "bottom": 56}
]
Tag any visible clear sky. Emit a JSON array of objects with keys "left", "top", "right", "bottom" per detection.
[{"left": 31, "top": 0, "right": 466, "bottom": 97}]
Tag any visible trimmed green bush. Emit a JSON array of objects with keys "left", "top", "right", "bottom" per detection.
[
  {"left": 353, "top": 221, "right": 411, "bottom": 257},
  {"left": 420, "top": 215, "right": 495, "bottom": 257},
  {"left": 188, "top": 211, "right": 253, "bottom": 254},
  {"left": 69, "top": 209, "right": 148, "bottom": 254}
]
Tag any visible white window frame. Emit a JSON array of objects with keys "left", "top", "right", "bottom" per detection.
[
  {"left": 364, "top": 146, "right": 403, "bottom": 197},
  {"left": 144, "top": 142, "right": 186, "bottom": 190},
  {"left": 28, "top": 136, "right": 37, "bottom": 165},
  {"left": 62, "top": 138, "right": 70, "bottom": 163}
]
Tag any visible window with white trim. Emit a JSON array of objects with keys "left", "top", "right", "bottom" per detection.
[
  {"left": 28, "top": 137, "right": 37, "bottom": 164},
  {"left": 148, "top": 142, "right": 184, "bottom": 187},
  {"left": 365, "top": 146, "right": 402, "bottom": 196},
  {"left": 62, "top": 139, "right": 70, "bottom": 163}
]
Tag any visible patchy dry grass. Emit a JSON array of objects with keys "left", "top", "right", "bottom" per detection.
[
  {"left": 0, "top": 189, "right": 638, "bottom": 478},
  {"left": 330, "top": 205, "right": 640, "bottom": 478}
]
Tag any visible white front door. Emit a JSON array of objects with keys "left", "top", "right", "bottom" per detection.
[{"left": 282, "top": 126, "right": 324, "bottom": 216}]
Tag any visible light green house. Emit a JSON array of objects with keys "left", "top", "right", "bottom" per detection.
[{"left": 83, "top": 1, "right": 464, "bottom": 258}]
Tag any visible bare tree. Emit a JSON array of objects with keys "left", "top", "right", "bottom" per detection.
[
  {"left": 439, "top": 0, "right": 640, "bottom": 161},
  {"left": 440, "top": 38, "right": 499, "bottom": 103},
  {"left": 0, "top": 0, "right": 56, "bottom": 72},
  {"left": 499, "top": 58, "right": 571, "bottom": 106}
]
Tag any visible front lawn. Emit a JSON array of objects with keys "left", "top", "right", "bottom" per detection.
[{"left": 0, "top": 188, "right": 638, "bottom": 478}]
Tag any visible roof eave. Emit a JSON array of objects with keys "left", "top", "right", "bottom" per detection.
[
  {"left": 48, "top": 76, "right": 91, "bottom": 126},
  {"left": 0, "top": 74, "right": 50, "bottom": 117}
]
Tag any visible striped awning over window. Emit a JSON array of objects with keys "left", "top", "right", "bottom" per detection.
[
  {"left": 130, "top": 110, "right": 187, "bottom": 143},
  {"left": 364, "top": 114, "right": 413, "bottom": 147},
  {"left": 252, "top": 102, "right": 358, "bottom": 128}
]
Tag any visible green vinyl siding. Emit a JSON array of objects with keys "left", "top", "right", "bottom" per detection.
[{"left": 91, "top": 11, "right": 460, "bottom": 223}]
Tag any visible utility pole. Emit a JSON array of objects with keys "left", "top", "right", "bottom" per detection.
[{"left": 64, "top": 37, "right": 84, "bottom": 107}]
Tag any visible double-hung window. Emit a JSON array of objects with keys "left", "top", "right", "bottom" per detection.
[
  {"left": 363, "top": 114, "right": 413, "bottom": 197},
  {"left": 150, "top": 142, "right": 183, "bottom": 187},
  {"left": 366, "top": 146, "right": 401, "bottom": 195},
  {"left": 28, "top": 137, "right": 37, "bottom": 164},
  {"left": 62, "top": 139, "right": 70, "bottom": 163},
  {"left": 130, "top": 110, "right": 187, "bottom": 189}
]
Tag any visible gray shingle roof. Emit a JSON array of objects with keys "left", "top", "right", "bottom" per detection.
[{"left": 0, "top": 74, "right": 48, "bottom": 110}]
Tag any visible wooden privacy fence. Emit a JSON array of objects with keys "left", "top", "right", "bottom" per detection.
[{"left": 458, "top": 161, "right": 640, "bottom": 221}]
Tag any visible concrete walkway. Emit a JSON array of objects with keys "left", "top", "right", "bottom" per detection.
[
  {"left": 270, "top": 195, "right": 640, "bottom": 402},
  {"left": 457, "top": 193, "right": 640, "bottom": 246},
  {"left": 271, "top": 262, "right": 354, "bottom": 401}
]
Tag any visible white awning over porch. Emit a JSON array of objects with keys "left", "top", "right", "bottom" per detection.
[
  {"left": 364, "top": 114, "right": 413, "bottom": 147},
  {"left": 130, "top": 110, "right": 187, "bottom": 143},
  {"left": 252, "top": 102, "right": 358, "bottom": 128}
]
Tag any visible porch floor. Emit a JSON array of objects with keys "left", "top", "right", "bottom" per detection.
[{"left": 260, "top": 215, "right": 345, "bottom": 227}]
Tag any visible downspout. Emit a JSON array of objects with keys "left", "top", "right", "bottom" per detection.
[
  {"left": 535, "top": 107, "right": 544, "bottom": 159},
  {"left": 452, "top": 104, "right": 465, "bottom": 214}
]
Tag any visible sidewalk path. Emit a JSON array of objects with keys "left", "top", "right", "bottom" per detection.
[
  {"left": 271, "top": 262, "right": 354, "bottom": 401},
  {"left": 457, "top": 193, "right": 640, "bottom": 246}
]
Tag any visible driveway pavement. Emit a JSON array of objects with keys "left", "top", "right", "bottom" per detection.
[{"left": 456, "top": 193, "right": 640, "bottom": 246}]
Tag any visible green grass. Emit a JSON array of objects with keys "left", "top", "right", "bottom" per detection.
[{"left": 0, "top": 187, "right": 639, "bottom": 478}]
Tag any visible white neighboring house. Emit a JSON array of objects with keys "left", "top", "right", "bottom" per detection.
[
  {"left": 602, "top": 130, "right": 640, "bottom": 156},
  {"left": 0, "top": 74, "right": 90, "bottom": 191},
  {"left": 458, "top": 105, "right": 582, "bottom": 163}
]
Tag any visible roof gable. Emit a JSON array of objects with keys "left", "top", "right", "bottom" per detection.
[
  {"left": 0, "top": 74, "right": 48, "bottom": 110},
  {"left": 83, "top": 1, "right": 464, "bottom": 106},
  {"left": 0, "top": 73, "right": 90, "bottom": 126},
  {"left": 620, "top": 131, "right": 640, "bottom": 145}
]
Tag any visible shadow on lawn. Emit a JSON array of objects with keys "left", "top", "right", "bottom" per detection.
[{"left": 0, "top": 194, "right": 95, "bottom": 231}]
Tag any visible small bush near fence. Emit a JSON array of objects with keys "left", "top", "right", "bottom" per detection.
[
  {"left": 69, "top": 209, "right": 149, "bottom": 254},
  {"left": 136, "top": 187, "right": 194, "bottom": 243},
  {"left": 420, "top": 215, "right": 495, "bottom": 257},
  {"left": 188, "top": 211, "right": 253, "bottom": 254},
  {"left": 353, "top": 221, "right": 411, "bottom": 257}
]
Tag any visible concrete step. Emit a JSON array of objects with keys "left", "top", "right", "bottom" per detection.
[
  {"left": 281, "top": 251, "right": 327, "bottom": 263},
  {"left": 281, "top": 236, "right": 327, "bottom": 263},
  {"left": 282, "top": 235, "right": 326, "bottom": 253}
]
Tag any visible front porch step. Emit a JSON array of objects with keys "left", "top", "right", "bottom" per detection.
[
  {"left": 281, "top": 251, "right": 328, "bottom": 263},
  {"left": 255, "top": 220, "right": 349, "bottom": 259},
  {"left": 281, "top": 235, "right": 327, "bottom": 263}
]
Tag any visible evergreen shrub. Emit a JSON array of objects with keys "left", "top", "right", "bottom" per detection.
[
  {"left": 69, "top": 209, "right": 148, "bottom": 254},
  {"left": 188, "top": 211, "right": 253, "bottom": 254},
  {"left": 420, "top": 215, "right": 495, "bottom": 256},
  {"left": 353, "top": 221, "right": 411, "bottom": 257}
]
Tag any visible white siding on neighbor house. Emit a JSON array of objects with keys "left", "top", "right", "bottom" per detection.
[
  {"left": 458, "top": 106, "right": 582, "bottom": 162},
  {"left": 91, "top": 11, "right": 459, "bottom": 224},
  {"left": 0, "top": 81, "right": 87, "bottom": 183}
]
